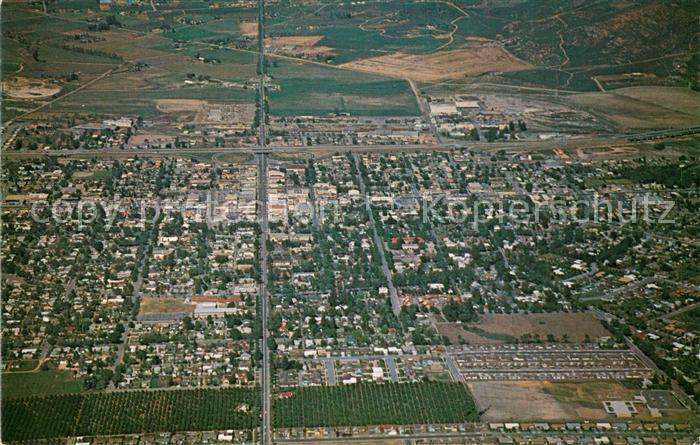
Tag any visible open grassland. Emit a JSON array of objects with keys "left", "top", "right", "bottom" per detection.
[
  {"left": 272, "top": 382, "right": 478, "bottom": 428},
  {"left": 269, "top": 60, "right": 419, "bottom": 116},
  {"left": 568, "top": 87, "right": 700, "bottom": 131},
  {"left": 2, "top": 369, "right": 83, "bottom": 399},
  {"left": 51, "top": 84, "right": 254, "bottom": 119},
  {"left": 1, "top": 388, "right": 259, "bottom": 442}
]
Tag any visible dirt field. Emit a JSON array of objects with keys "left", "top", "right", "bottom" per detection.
[
  {"left": 265, "top": 35, "right": 334, "bottom": 56},
  {"left": 128, "top": 133, "right": 176, "bottom": 146},
  {"left": 469, "top": 381, "right": 636, "bottom": 421},
  {"left": 139, "top": 297, "right": 194, "bottom": 315},
  {"left": 340, "top": 45, "right": 533, "bottom": 81},
  {"left": 436, "top": 322, "right": 502, "bottom": 345},
  {"left": 266, "top": 35, "right": 323, "bottom": 46},
  {"left": 4, "top": 77, "right": 61, "bottom": 99},
  {"left": 569, "top": 87, "right": 700, "bottom": 130},
  {"left": 239, "top": 21, "right": 258, "bottom": 38},
  {"left": 469, "top": 381, "right": 572, "bottom": 421},
  {"left": 155, "top": 99, "right": 254, "bottom": 125},
  {"left": 155, "top": 98, "right": 208, "bottom": 113},
  {"left": 574, "top": 144, "right": 642, "bottom": 161},
  {"left": 471, "top": 312, "right": 610, "bottom": 342}
]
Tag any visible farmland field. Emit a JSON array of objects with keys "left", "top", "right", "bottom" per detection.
[
  {"left": 268, "top": 60, "right": 420, "bottom": 116},
  {"left": 0, "top": 1, "right": 259, "bottom": 122},
  {"left": 1, "top": 387, "right": 259, "bottom": 441},
  {"left": 263, "top": 0, "right": 699, "bottom": 92},
  {"left": 272, "top": 382, "right": 478, "bottom": 428}
]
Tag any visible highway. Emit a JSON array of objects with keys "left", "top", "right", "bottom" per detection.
[{"left": 3, "top": 130, "right": 687, "bottom": 160}]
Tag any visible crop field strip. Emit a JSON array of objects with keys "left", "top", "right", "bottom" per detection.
[
  {"left": 1, "top": 387, "right": 259, "bottom": 442},
  {"left": 272, "top": 382, "right": 479, "bottom": 428}
]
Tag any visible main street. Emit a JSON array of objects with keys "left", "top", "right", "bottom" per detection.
[
  {"left": 255, "top": 0, "right": 272, "bottom": 444},
  {"left": 258, "top": 150, "right": 271, "bottom": 445}
]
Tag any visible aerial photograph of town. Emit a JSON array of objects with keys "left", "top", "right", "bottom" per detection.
[{"left": 0, "top": 0, "right": 699, "bottom": 444}]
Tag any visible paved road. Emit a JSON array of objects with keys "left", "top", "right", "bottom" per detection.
[
  {"left": 457, "top": 367, "right": 650, "bottom": 373},
  {"left": 660, "top": 301, "right": 700, "bottom": 320},
  {"left": 111, "top": 200, "right": 161, "bottom": 380},
  {"left": 0, "top": 131, "right": 665, "bottom": 159},
  {"left": 274, "top": 430, "right": 695, "bottom": 443},
  {"left": 256, "top": 1, "right": 272, "bottom": 444},
  {"left": 352, "top": 153, "right": 401, "bottom": 317},
  {"left": 322, "top": 358, "right": 336, "bottom": 385},
  {"left": 445, "top": 356, "right": 463, "bottom": 383},
  {"left": 385, "top": 356, "right": 399, "bottom": 383},
  {"left": 579, "top": 277, "right": 655, "bottom": 302},
  {"left": 297, "top": 348, "right": 646, "bottom": 363},
  {"left": 258, "top": 152, "right": 271, "bottom": 445}
]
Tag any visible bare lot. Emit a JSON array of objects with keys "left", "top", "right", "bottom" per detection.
[
  {"left": 469, "top": 381, "right": 571, "bottom": 421},
  {"left": 266, "top": 35, "right": 323, "bottom": 46},
  {"left": 469, "top": 381, "right": 633, "bottom": 421},
  {"left": 138, "top": 297, "right": 194, "bottom": 315},
  {"left": 436, "top": 322, "right": 502, "bottom": 345},
  {"left": 239, "top": 21, "right": 258, "bottom": 38},
  {"left": 4, "top": 77, "right": 62, "bottom": 99},
  {"left": 471, "top": 312, "right": 611, "bottom": 342}
]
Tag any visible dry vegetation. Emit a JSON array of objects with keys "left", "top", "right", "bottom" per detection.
[
  {"left": 569, "top": 87, "right": 700, "bottom": 130},
  {"left": 265, "top": 35, "right": 334, "bottom": 57},
  {"left": 469, "top": 381, "right": 572, "bottom": 421},
  {"left": 155, "top": 99, "right": 255, "bottom": 125},
  {"left": 474, "top": 312, "right": 610, "bottom": 342},
  {"left": 340, "top": 44, "right": 532, "bottom": 81},
  {"left": 266, "top": 35, "right": 323, "bottom": 46},
  {"left": 138, "top": 297, "right": 194, "bottom": 315},
  {"left": 436, "top": 322, "right": 502, "bottom": 345},
  {"left": 469, "top": 381, "right": 639, "bottom": 421},
  {"left": 239, "top": 21, "right": 258, "bottom": 38},
  {"left": 4, "top": 77, "right": 62, "bottom": 99}
]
